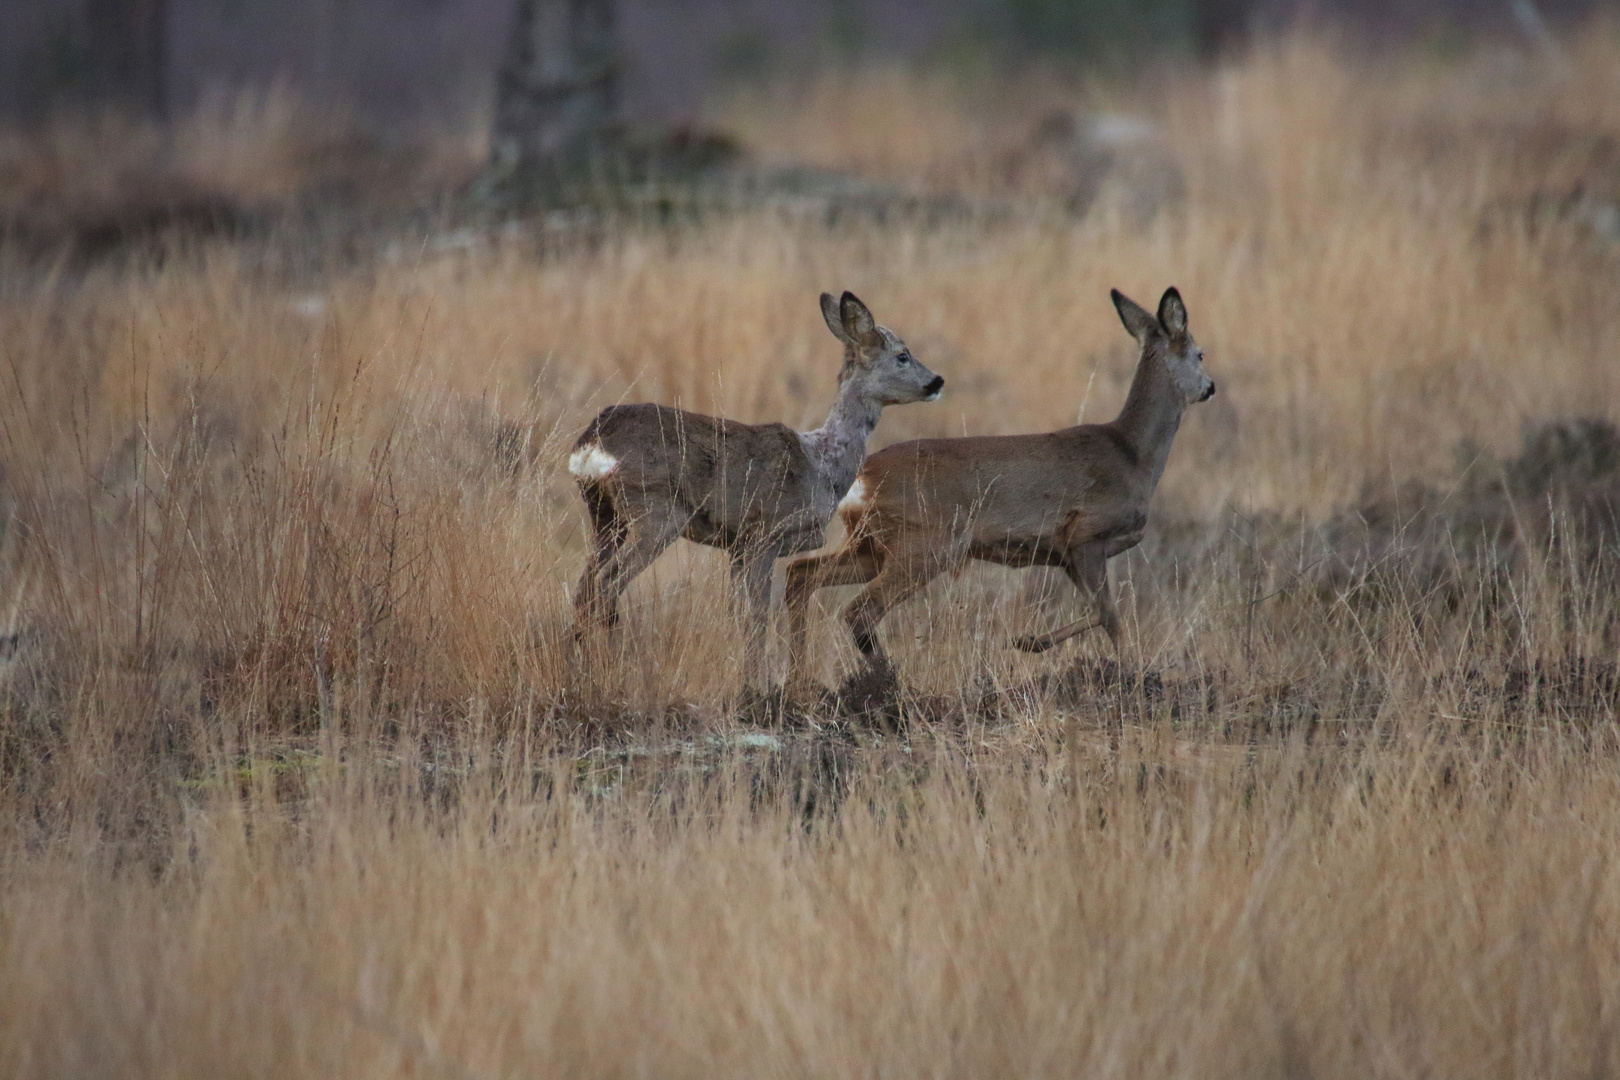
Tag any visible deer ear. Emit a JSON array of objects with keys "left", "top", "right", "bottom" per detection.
[
  {"left": 1157, "top": 287, "right": 1187, "bottom": 336},
  {"left": 820, "top": 292, "right": 849, "bottom": 343},
  {"left": 839, "top": 291, "right": 880, "bottom": 351},
  {"left": 1111, "top": 289, "right": 1158, "bottom": 341}
]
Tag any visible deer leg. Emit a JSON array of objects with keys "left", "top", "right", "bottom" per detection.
[
  {"left": 573, "top": 484, "right": 628, "bottom": 635},
  {"left": 729, "top": 546, "right": 777, "bottom": 695},
  {"left": 575, "top": 501, "right": 689, "bottom": 637},
  {"left": 783, "top": 544, "right": 883, "bottom": 692},
  {"left": 1075, "top": 545, "right": 1123, "bottom": 647},
  {"left": 1010, "top": 543, "right": 1117, "bottom": 654},
  {"left": 842, "top": 556, "right": 941, "bottom": 674}
]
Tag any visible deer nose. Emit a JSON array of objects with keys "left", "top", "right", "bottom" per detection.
[
  {"left": 1201, "top": 381, "right": 1216, "bottom": 401},
  {"left": 924, "top": 375, "right": 945, "bottom": 398}
]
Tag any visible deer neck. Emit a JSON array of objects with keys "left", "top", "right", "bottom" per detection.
[
  {"left": 800, "top": 379, "right": 884, "bottom": 499},
  {"left": 1112, "top": 348, "right": 1185, "bottom": 485}
]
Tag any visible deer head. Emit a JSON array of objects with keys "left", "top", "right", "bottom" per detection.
[
  {"left": 820, "top": 291, "right": 944, "bottom": 405},
  {"left": 1112, "top": 286, "right": 1215, "bottom": 405}
]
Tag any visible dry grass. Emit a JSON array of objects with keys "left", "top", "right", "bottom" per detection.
[
  {"left": 0, "top": 86, "right": 482, "bottom": 254},
  {"left": 6, "top": 735, "right": 1620, "bottom": 1078},
  {"left": 2, "top": 28, "right": 1620, "bottom": 1078}
]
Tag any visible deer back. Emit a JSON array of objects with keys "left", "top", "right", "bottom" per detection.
[
  {"left": 848, "top": 425, "right": 1146, "bottom": 548},
  {"left": 581, "top": 403, "right": 824, "bottom": 550}
]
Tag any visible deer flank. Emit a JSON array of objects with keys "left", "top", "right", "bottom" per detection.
[
  {"left": 784, "top": 286, "right": 1213, "bottom": 691},
  {"left": 570, "top": 291, "right": 944, "bottom": 701}
]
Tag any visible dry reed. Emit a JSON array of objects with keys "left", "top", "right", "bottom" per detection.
[{"left": 1, "top": 29, "right": 1619, "bottom": 1078}]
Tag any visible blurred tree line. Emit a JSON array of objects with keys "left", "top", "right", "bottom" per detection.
[
  {"left": 3, "top": 0, "right": 1600, "bottom": 131},
  {"left": 482, "top": 0, "right": 1266, "bottom": 201},
  {"left": 82, "top": 0, "right": 170, "bottom": 119},
  {"left": 996, "top": 0, "right": 1242, "bottom": 56}
]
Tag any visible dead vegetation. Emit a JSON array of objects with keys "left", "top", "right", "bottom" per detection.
[{"left": 1, "top": 26, "right": 1620, "bottom": 1078}]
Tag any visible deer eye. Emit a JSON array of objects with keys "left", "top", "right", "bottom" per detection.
[{"left": 896, "top": 352, "right": 912, "bottom": 365}]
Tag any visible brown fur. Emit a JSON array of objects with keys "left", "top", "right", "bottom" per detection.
[
  {"left": 570, "top": 292, "right": 943, "bottom": 697},
  {"left": 784, "top": 287, "right": 1214, "bottom": 690},
  {"left": 576, "top": 403, "right": 826, "bottom": 556}
]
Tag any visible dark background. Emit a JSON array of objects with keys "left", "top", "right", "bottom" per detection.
[{"left": 0, "top": 0, "right": 1606, "bottom": 132}]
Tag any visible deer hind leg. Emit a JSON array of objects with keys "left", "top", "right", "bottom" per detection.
[
  {"left": 574, "top": 490, "right": 690, "bottom": 637},
  {"left": 783, "top": 543, "right": 883, "bottom": 692},
  {"left": 1010, "top": 542, "right": 1117, "bottom": 654},
  {"left": 842, "top": 554, "right": 944, "bottom": 675},
  {"left": 573, "top": 483, "right": 628, "bottom": 635}
]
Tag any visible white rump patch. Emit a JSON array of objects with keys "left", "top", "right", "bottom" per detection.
[
  {"left": 568, "top": 443, "right": 620, "bottom": 481},
  {"left": 837, "top": 476, "right": 867, "bottom": 511}
]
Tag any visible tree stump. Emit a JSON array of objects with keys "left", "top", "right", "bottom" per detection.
[{"left": 484, "top": 0, "right": 622, "bottom": 205}]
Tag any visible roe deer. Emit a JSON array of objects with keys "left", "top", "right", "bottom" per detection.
[
  {"left": 783, "top": 287, "right": 1213, "bottom": 692},
  {"left": 570, "top": 291, "right": 943, "bottom": 696}
]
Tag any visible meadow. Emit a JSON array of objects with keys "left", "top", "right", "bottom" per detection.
[{"left": 2, "top": 27, "right": 1620, "bottom": 1078}]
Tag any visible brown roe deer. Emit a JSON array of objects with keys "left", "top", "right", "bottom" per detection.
[
  {"left": 569, "top": 292, "right": 943, "bottom": 696},
  {"left": 784, "top": 287, "right": 1213, "bottom": 692}
]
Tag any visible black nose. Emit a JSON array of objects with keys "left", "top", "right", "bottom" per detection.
[
  {"left": 1201, "top": 381, "right": 1216, "bottom": 401},
  {"left": 925, "top": 375, "right": 944, "bottom": 395}
]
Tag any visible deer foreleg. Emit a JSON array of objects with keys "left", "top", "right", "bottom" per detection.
[
  {"left": 1010, "top": 543, "right": 1119, "bottom": 654},
  {"left": 1010, "top": 618, "right": 1103, "bottom": 654},
  {"left": 730, "top": 547, "right": 777, "bottom": 694}
]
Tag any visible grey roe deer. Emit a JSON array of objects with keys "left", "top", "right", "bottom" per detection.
[
  {"left": 783, "top": 287, "right": 1213, "bottom": 692},
  {"left": 570, "top": 291, "right": 943, "bottom": 695}
]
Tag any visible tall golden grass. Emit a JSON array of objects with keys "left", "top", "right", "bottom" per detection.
[{"left": 1, "top": 29, "right": 1619, "bottom": 1077}]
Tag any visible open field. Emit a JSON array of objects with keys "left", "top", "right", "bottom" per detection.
[{"left": 2, "top": 27, "right": 1620, "bottom": 1077}]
